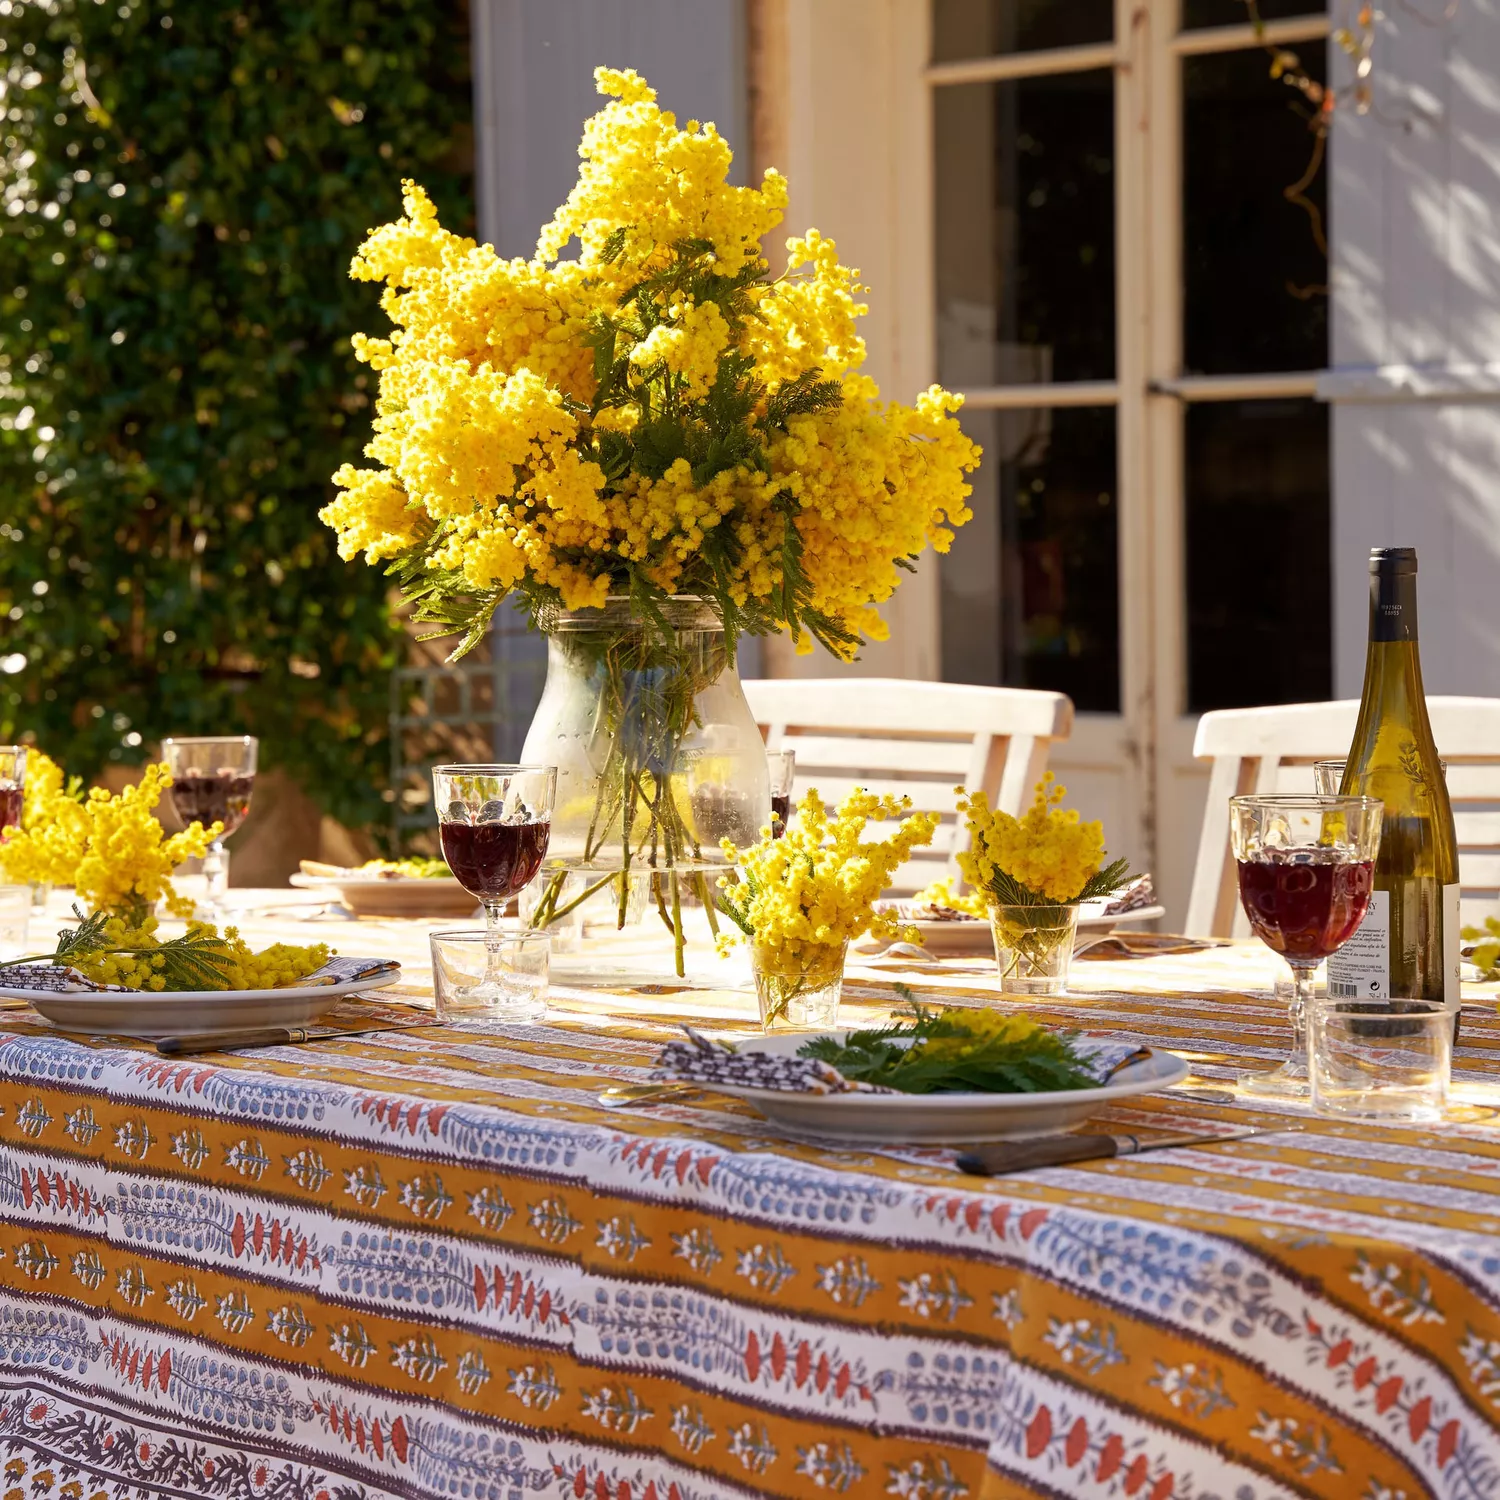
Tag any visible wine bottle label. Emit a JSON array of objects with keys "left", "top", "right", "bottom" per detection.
[
  {"left": 1326, "top": 890, "right": 1390, "bottom": 999},
  {"left": 1444, "top": 882, "right": 1461, "bottom": 1009}
]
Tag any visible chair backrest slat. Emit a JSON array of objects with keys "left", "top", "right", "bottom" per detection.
[
  {"left": 742, "top": 678, "right": 1073, "bottom": 896},
  {"left": 1187, "top": 697, "right": 1500, "bottom": 936}
]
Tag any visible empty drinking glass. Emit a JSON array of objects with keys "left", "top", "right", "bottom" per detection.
[
  {"left": 1310, "top": 996, "right": 1450, "bottom": 1121},
  {"left": 430, "top": 928, "right": 551, "bottom": 1025}
]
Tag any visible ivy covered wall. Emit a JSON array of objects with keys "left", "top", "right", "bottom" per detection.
[{"left": 0, "top": 0, "right": 473, "bottom": 833}]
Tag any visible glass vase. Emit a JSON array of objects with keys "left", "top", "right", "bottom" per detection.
[
  {"left": 520, "top": 597, "right": 769, "bottom": 973},
  {"left": 751, "top": 939, "right": 848, "bottom": 1031},
  {"left": 989, "top": 902, "right": 1080, "bottom": 995}
]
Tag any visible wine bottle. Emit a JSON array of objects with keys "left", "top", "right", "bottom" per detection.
[{"left": 1327, "top": 547, "right": 1460, "bottom": 1006}]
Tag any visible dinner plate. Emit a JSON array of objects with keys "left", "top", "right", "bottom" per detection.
[
  {"left": 869, "top": 904, "right": 1168, "bottom": 957},
  {"left": 716, "top": 1032, "right": 1189, "bottom": 1143},
  {"left": 0, "top": 969, "right": 401, "bottom": 1038},
  {"left": 290, "top": 872, "right": 480, "bottom": 919}
]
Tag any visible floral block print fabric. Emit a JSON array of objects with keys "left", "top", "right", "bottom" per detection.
[{"left": 0, "top": 916, "right": 1495, "bottom": 1500}]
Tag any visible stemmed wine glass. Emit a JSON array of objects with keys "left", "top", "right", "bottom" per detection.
[
  {"left": 161, "top": 735, "right": 257, "bottom": 918},
  {"left": 0, "top": 746, "right": 26, "bottom": 836},
  {"left": 432, "top": 764, "right": 556, "bottom": 1018},
  {"left": 1230, "top": 793, "right": 1383, "bottom": 1096},
  {"left": 767, "top": 749, "right": 796, "bottom": 839}
]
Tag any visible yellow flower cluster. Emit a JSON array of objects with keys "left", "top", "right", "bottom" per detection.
[
  {"left": 0, "top": 749, "right": 84, "bottom": 887},
  {"left": 911, "top": 874, "right": 988, "bottom": 919},
  {"left": 0, "top": 759, "right": 219, "bottom": 919},
  {"left": 69, "top": 914, "right": 331, "bottom": 993},
  {"left": 957, "top": 775, "right": 1108, "bottom": 904},
  {"left": 322, "top": 66, "right": 980, "bottom": 655},
  {"left": 718, "top": 788, "right": 938, "bottom": 982}
]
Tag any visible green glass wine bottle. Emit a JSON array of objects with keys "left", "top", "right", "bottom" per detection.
[{"left": 1327, "top": 547, "right": 1460, "bottom": 1005}]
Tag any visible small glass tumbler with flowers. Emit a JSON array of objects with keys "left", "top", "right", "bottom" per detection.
[
  {"left": 957, "top": 776, "right": 1132, "bottom": 995},
  {"left": 717, "top": 788, "right": 938, "bottom": 1029}
]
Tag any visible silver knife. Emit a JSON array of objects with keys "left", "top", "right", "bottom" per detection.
[{"left": 155, "top": 1023, "right": 423, "bottom": 1056}]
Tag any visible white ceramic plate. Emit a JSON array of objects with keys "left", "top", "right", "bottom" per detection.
[
  {"left": 872, "top": 904, "right": 1167, "bottom": 957},
  {"left": 0, "top": 968, "right": 400, "bottom": 1038},
  {"left": 290, "top": 872, "right": 480, "bottom": 919},
  {"left": 717, "top": 1032, "right": 1189, "bottom": 1143}
]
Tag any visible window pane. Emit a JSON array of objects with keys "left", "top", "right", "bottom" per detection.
[
  {"left": 1186, "top": 399, "right": 1330, "bottom": 711},
  {"left": 1183, "top": 47, "right": 1327, "bottom": 374},
  {"left": 1183, "top": 0, "right": 1324, "bottom": 27},
  {"left": 932, "top": 0, "right": 1112, "bottom": 60},
  {"left": 935, "top": 71, "right": 1115, "bottom": 386},
  {"left": 942, "top": 406, "right": 1119, "bottom": 712}
]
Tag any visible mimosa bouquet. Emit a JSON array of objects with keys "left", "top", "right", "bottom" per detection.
[
  {"left": 0, "top": 755, "right": 332, "bottom": 991},
  {"left": 324, "top": 66, "right": 978, "bottom": 659},
  {"left": 957, "top": 776, "right": 1131, "bottom": 988},
  {"left": 323, "top": 67, "right": 978, "bottom": 966},
  {"left": 717, "top": 789, "right": 938, "bottom": 1027}
]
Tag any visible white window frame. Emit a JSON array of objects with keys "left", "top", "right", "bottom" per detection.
[{"left": 923, "top": 0, "right": 1332, "bottom": 893}]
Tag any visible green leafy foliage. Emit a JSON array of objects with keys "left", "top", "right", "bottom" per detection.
[
  {"left": 0, "top": 0, "right": 472, "bottom": 830},
  {"left": 982, "top": 856, "right": 1135, "bottom": 909},
  {"left": 797, "top": 1000, "right": 1100, "bottom": 1095}
]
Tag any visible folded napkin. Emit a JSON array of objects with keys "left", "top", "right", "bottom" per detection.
[
  {"left": 0, "top": 964, "right": 129, "bottom": 994},
  {"left": 302, "top": 956, "right": 402, "bottom": 987},
  {"left": 1073, "top": 1037, "right": 1154, "bottom": 1081},
  {"left": 654, "top": 1028, "right": 893, "bottom": 1095}
]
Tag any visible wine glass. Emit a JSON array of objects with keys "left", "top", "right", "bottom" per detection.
[
  {"left": 0, "top": 746, "right": 25, "bottom": 836},
  {"left": 160, "top": 735, "right": 257, "bottom": 918},
  {"left": 767, "top": 749, "right": 796, "bottom": 838},
  {"left": 1230, "top": 793, "right": 1383, "bottom": 1096},
  {"left": 432, "top": 764, "right": 556, "bottom": 1021}
]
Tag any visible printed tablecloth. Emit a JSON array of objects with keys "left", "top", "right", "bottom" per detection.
[{"left": 0, "top": 892, "right": 1496, "bottom": 1500}]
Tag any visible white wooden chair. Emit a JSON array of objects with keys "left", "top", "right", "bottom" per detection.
[
  {"left": 1185, "top": 697, "right": 1500, "bottom": 937},
  {"left": 741, "top": 678, "right": 1074, "bottom": 896}
]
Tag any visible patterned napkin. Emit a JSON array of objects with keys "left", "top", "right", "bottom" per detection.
[
  {"left": 0, "top": 964, "right": 128, "bottom": 994},
  {"left": 654, "top": 1028, "right": 894, "bottom": 1095},
  {"left": 302, "top": 956, "right": 402, "bottom": 987}
]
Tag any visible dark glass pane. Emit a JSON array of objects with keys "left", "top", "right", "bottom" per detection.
[
  {"left": 942, "top": 406, "right": 1119, "bottom": 712},
  {"left": 1186, "top": 399, "right": 1330, "bottom": 711},
  {"left": 1183, "top": 47, "right": 1328, "bottom": 373},
  {"left": 933, "top": 0, "right": 1112, "bottom": 60},
  {"left": 1183, "top": 0, "right": 1325, "bottom": 27},
  {"left": 935, "top": 72, "right": 1114, "bottom": 386}
]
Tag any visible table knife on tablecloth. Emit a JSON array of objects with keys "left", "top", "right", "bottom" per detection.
[
  {"left": 155, "top": 1023, "right": 423, "bottom": 1056},
  {"left": 955, "top": 1126, "right": 1266, "bottom": 1177}
]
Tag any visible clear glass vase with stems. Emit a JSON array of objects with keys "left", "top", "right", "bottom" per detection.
[
  {"left": 1229, "top": 793, "right": 1383, "bottom": 1096},
  {"left": 160, "top": 735, "right": 257, "bottom": 921},
  {"left": 751, "top": 939, "right": 847, "bottom": 1031},
  {"left": 520, "top": 597, "right": 769, "bottom": 976},
  {"left": 433, "top": 764, "right": 557, "bottom": 1017},
  {"left": 989, "top": 901, "right": 1080, "bottom": 995}
]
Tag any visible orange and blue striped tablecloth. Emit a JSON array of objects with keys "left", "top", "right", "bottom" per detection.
[{"left": 0, "top": 891, "right": 1496, "bottom": 1500}]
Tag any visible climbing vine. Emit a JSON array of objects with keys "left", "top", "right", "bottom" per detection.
[{"left": 0, "top": 0, "right": 471, "bottom": 831}]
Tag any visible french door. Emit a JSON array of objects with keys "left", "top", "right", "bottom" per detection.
[{"left": 929, "top": 0, "right": 1334, "bottom": 918}]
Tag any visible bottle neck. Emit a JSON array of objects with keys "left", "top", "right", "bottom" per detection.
[{"left": 1369, "top": 566, "right": 1418, "bottom": 644}]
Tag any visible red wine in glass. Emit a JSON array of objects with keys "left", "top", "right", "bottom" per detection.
[
  {"left": 1236, "top": 851, "right": 1373, "bottom": 964},
  {"left": 0, "top": 785, "right": 21, "bottom": 835},
  {"left": 440, "top": 818, "right": 551, "bottom": 902},
  {"left": 168, "top": 771, "right": 255, "bottom": 838},
  {"left": 770, "top": 794, "right": 791, "bottom": 839}
]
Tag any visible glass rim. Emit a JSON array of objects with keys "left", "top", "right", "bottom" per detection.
[
  {"left": 1229, "top": 792, "right": 1383, "bottom": 811},
  {"left": 160, "top": 734, "right": 257, "bottom": 747},
  {"left": 431, "top": 763, "right": 557, "bottom": 777},
  {"left": 428, "top": 928, "right": 551, "bottom": 944}
]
